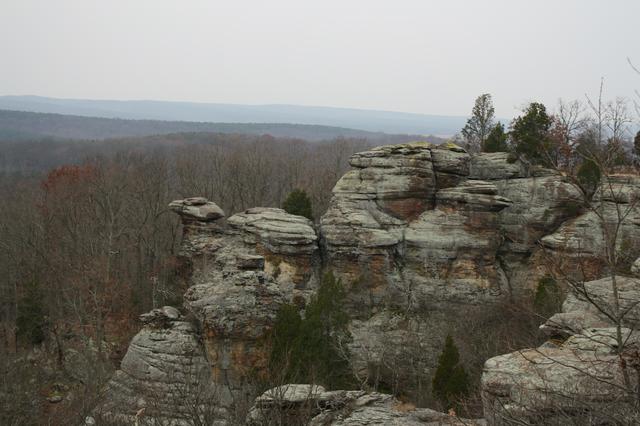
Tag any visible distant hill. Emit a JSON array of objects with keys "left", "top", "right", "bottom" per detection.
[
  {"left": 0, "top": 109, "right": 446, "bottom": 143},
  {"left": 0, "top": 95, "right": 466, "bottom": 136}
]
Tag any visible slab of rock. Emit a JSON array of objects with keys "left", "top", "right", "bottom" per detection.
[
  {"left": 469, "top": 152, "right": 527, "bottom": 180},
  {"left": 593, "top": 174, "right": 640, "bottom": 204},
  {"left": 227, "top": 207, "right": 317, "bottom": 255},
  {"left": 483, "top": 275, "right": 640, "bottom": 425},
  {"left": 482, "top": 329, "right": 637, "bottom": 425},
  {"left": 248, "top": 385, "right": 485, "bottom": 426},
  {"left": 541, "top": 275, "right": 640, "bottom": 337},
  {"left": 139, "top": 305, "right": 181, "bottom": 327},
  {"left": 495, "top": 174, "right": 583, "bottom": 253},
  {"left": 169, "top": 197, "right": 225, "bottom": 222}
]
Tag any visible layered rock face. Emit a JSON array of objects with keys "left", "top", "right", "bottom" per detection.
[
  {"left": 482, "top": 276, "right": 640, "bottom": 425},
  {"left": 320, "top": 144, "right": 591, "bottom": 390},
  {"left": 540, "top": 174, "right": 640, "bottom": 279},
  {"left": 171, "top": 200, "right": 318, "bottom": 412},
  {"left": 100, "top": 143, "right": 640, "bottom": 424},
  {"left": 96, "top": 307, "right": 214, "bottom": 424},
  {"left": 321, "top": 144, "right": 514, "bottom": 310}
]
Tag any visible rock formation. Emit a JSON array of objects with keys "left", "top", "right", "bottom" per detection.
[
  {"left": 96, "top": 307, "right": 213, "bottom": 424},
  {"left": 247, "top": 384, "right": 486, "bottom": 425},
  {"left": 98, "top": 142, "right": 640, "bottom": 424},
  {"left": 482, "top": 276, "right": 640, "bottom": 425}
]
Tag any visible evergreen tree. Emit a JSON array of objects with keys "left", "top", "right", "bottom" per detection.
[
  {"left": 483, "top": 122, "right": 509, "bottom": 152},
  {"left": 576, "top": 158, "right": 601, "bottom": 198},
  {"left": 282, "top": 188, "right": 313, "bottom": 220},
  {"left": 533, "top": 276, "right": 562, "bottom": 317},
  {"left": 269, "top": 272, "right": 353, "bottom": 388},
  {"left": 16, "top": 281, "right": 46, "bottom": 345},
  {"left": 461, "top": 94, "right": 495, "bottom": 152},
  {"left": 634, "top": 131, "right": 640, "bottom": 159},
  {"left": 432, "top": 334, "right": 469, "bottom": 410},
  {"left": 510, "top": 102, "right": 553, "bottom": 165}
]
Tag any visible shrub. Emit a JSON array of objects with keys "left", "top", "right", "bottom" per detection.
[
  {"left": 16, "top": 281, "right": 47, "bottom": 345},
  {"left": 269, "top": 272, "right": 353, "bottom": 388},
  {"left": 533, "top": 276, "right": 562, "bottom": 317},
  {"left": 510, "top": 102, "right": 553, "bottom": 165},
  {"left": 576, "top": 159, "right": 601, "bottom": 198},
  {"left": 483, "top": 122, "right": 509, "bottom": 153},
  {"left": 282, "top": 189, "right": 313, "bottom": 220},
  {"left": 432, "top": 334, "right": 470, "bottom": 410}
]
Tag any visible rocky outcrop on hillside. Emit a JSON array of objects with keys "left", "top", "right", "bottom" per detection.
[
  {"left": 96, "top": 307, "right": 214, "bottom": 424},
  {"left": 481, "top": 276, "right": 640, "bottom": 425},
  {"left": 247, "top": 384, "right": 486, "bottom": 426},
  {"left": 99, "top": 142, "right": 640, "bottom": 425}
]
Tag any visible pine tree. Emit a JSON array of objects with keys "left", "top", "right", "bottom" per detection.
[
  {"left": 282, "top": 188, "right": 313, "bottom": 220},
  {"left": 510, "top": 102, "right": 553, "bottom": 165},
  {"left": 269, "top": 272, "right": 353, "bottom": 388},
  {"left": 576, "top": 158, "right": 601, "bottom": 198},
  {"left": 483, "top": 122, "right": 509, "bottom": 152},
  {"left": 534, "top": 276, "right": 562, "bottom": 316},
  {"left": 432, "top": 334, "right": 469, "bottom": 410},
  {"left": 16, "top": 281, "right": 47, "bottom": 345}
]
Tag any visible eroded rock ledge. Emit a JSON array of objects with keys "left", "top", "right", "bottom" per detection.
[
  {"left": 98, "top": 142, "right": 640, "bottom": 425},
  {"left": 482, "top": 276, "right": 640, "bottom": 425},
  {"left": 247, "top": 384, "right": 486, "bottom": 425}
]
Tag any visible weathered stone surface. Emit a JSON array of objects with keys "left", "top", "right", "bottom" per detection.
[
  {"left": 495, "top": 175, "right": 583, "bottom": 253},
  {"left": 184, "top": 270, "right": 285, "bottom": 401},
  {"left": 184, "top": 270, "right": 284, "bottom": 340},
  {"left": 482, "top": 335, "right": 634, "bottom": 425},
  {"left": 540, "top": 203, "right": 640, "bottom": 261},
  {"left": 469, "top": 152, "right": 527, "bottom": 180},
  {"left": 431, "top": 143, "right": 470, "bottom": 189},
  {"left": 101, "top": 143, "right": 640, "bottom": 425},
  {"left": 248, "top": 385, "right": 485, "bottom": 425},
  {"left": 169, "top": 197, "right": 225, "bottom": 222},
  {"left": 593, "top": 174, "right": 640, "bottom": 204},
  {"left": 436, "top": 180, "right": 511, "bottom": 211},
  {"left": 541, "top": 275, "right": 640, "bottom": 337},
  {"left": 340, "top": 143, "right": 438, "bottom": 221},
  {"left": 632, "top": 257, "right": 640, "bottom": 276},
  {"left": 483, "top": 276, "right": 640, "bottom": 425},
  {"left": 97, "top": 314, "right": 214, "bottom": 425},
  {"left": 227, "top": 207, "right": 317, "bottom": 255},
  {"left": 139, "top": 305, "right": 181, "bottom": 327}
]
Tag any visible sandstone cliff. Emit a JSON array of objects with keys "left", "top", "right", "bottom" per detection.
[{"left": 97, "top": 142, "right": 640, "bottom": 425}]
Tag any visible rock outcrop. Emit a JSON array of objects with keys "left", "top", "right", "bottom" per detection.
[
  {"left": 96, "top": 307, "right": 213, "bottom": 424},
  {"left": 247, "top": 384, "right": 486, "bottom": 425},
  {"left": 100, "top": 142, "right": 640, "bottom": 425},
  {"left": 482, "top": 276, "right": 640, "bottom": 425}
]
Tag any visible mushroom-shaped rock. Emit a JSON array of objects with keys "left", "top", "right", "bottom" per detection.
[
  {"left": 139, "top": 306, "right": 182, "bottom": 328},
  {"left": 169, "top": 197, "right": 225, "bottom": 222}
]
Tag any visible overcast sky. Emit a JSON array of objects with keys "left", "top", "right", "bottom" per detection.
[{"left": 1, "top": 0, "right": 639, "bottom": 118}]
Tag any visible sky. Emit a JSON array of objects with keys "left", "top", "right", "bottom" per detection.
[{"left": 1, "top": 0, "right": 639, "bottom": 118}]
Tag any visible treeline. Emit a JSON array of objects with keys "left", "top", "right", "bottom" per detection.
[
  {"left": 1, "top": 133, "right": 397, "bottom": 355},
  {"left": 458, "top": 92, "right": 640, "bottom": 178},
  {"left": 0, "top": 132, "right": 394, "bottom": 422},
  {"left": 0, "top": 108, "right": 443, "bottom": 142}
]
